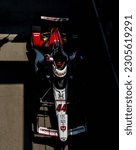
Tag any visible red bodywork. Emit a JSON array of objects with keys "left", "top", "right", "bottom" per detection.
[
  {"left": 32, "top": 32, "right": 44, "bottom": 47},
  {"left": 32, "top": 28, "right": 64, "bottom": 48}
]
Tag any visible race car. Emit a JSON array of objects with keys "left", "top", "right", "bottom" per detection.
[{"left": 27, "top": 16, "right": 87, "bottom": 142}]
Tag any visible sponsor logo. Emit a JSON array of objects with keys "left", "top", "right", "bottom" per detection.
[
  {"left": 58, "top": 90, "right": 64, "bottom": 99},
  {"left": 60, "top": 126, "right": 66, "bottom": 132},
  {"left": 60, "top": 119, "right": 66, "bottom": 124}
]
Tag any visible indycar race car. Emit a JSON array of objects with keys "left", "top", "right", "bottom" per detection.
[{"left": 27, "top": 16, "right": 87, "bottom": 143}]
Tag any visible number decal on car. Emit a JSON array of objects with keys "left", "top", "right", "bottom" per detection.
[{"left": 56, "top": 104, "right": 66, "bottom": 112}]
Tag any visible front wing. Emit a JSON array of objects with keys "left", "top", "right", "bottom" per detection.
[{"left": 37, "top": 125, "right": 87, "bottom": 139}]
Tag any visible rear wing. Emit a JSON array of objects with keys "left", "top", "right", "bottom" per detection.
[{"left": 41, "top": 16, "right": 69, "bottom": 22}]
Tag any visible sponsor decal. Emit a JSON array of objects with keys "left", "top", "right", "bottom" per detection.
[
  {"left": 60, "top": 118, "right": 66, "bottom": 124},
  {"left": 58, "top": 90, "right": 64, "bottom": 99},
  {"left": 60, "top": 114, "right": 66, "bottom": 124},
  {"left": 60, "top": 126, "right": 66, "bottom": 132}
]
